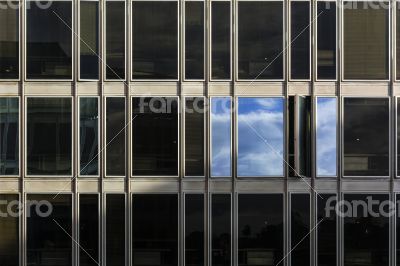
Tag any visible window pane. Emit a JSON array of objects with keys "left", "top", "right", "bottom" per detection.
[
  {"left": 79, "top": 194, "right": 99, "bottom": 266},
  {"left": 0, "top": 3, "right": 18, "bottom": 79},
  {"left": 397, "top": 194, "right": 400, "bottom": 266},
  {"left": 317, "top": 2, "right": 336, "bottom": 79},
  {"left": 106, "top": 194, "right": 125, "bottom": 266},
  {"left": 238, "top": 1, "right": 283, "bottom": 79},
  {"left": 343, "top": 98, "right": 389, "bottom": 176},
  {"left": 397, "top": 4, "right": 400, "bottom": 80},
  {"left": 211, "top": 1, "right": 230, "bottom": 80},
  {"left": 211, "top": 194, "right": 231, "bottom": 266},
  {"left": 26, "top": 1, "right": 72, "bottom": 79},
  {"left": 211, "top": 97, "right": 231, "bottom": 177},
  {"left": 132, "top": 1, "right": 178, "bottom": 79},
  {"left": 343, "top": 2, "right": 388, "bottom": 80},
  {"left": 317, "top": 194, "right": 337, "bottom": 266},
  {"left": 316, "top": 97, "right": 337, "bottom": 177},
  {"left": 80, "top": 1, "right": 99, "bottom": 80},
  {"left": 291, "top": 193, "right": 310, "bottom": 266},
  {"left": 27, "top": 97, "right": 72, "bottom": 175},
  {"left": 185, "top": 194, "right": 204, "bottom": 266},
  {"left": 185, "top": 97, "right": 204, "bottom": 176},
  {"left": 106, "top": 1, "right": 125, "bottom": 80},
  {"left": 132, "top": 97, "right": 178, "bottom": 176},
  {"left": 238, "top": 97, "right": 284, "bottom": 176},
  {"left": 398, "top": 99, "right": 400, "bottom": 176},
  {"left": 0, "top": 194, "right": 19, "bottom": 266},
  {"left": 298, "top": 96, "right": 312, "bottom": 177},
  {"left": 27, "top": 194, "right": 72, "bottom": 266},
  {"left": 0, "top": 98, "right": 19, "bottom": 175},
  {"left": 344, "top": 194, "right": 389, "bottom": 266},
  {"left": 290, "top": 1, "right": 310, "bottom": 80},
  {"left": 106, "top": 97, "right": 125, "bottom": 176},
  {"left": 132, "top": 194, "right": 178, "bottom": 266},
  {"left": 238, "top": 194, "right": 284, "bottom": 266},
  {"left": 80, "top": 97, "right": 99, "bottom": 176}
]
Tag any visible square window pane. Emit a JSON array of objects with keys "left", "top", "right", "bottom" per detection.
[{"left": 0, "top": 3, "right": 19, "bottom": 79}]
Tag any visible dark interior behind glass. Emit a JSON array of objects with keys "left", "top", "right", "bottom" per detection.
[{"left": 0, "top": 3, "right": 19, "bottom": 79}]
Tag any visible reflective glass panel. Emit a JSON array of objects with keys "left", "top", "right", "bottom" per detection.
[
  {"left": 0, "top": 194, "right": 19, "bottom": 266},
  {"left": 396, "top": 194, "right": 400, "bottom": 266},
  {"left": 185, "top": 194, "right": 204, "bottom": 266},
  {"left": 106, "top": 194, "right": 125, "bottom": 266},
  {"left": 398, "top": 98, "right": 400, "bottom": 176},
  {"left": 317, "top": 2, "right": 336, "bottom": 79},
  {"left": 397, "top": 4, "right": 400, "bottom": 80},
  {"left": 317, "top": 194, "right": 337, "bottom": 266},
  {"left": 0, "top": 2, "right": 18, "bottom": 79},
  {"left": 211, "top": 194, "right": 231, "bottom": 266},
  {"left": 79, "top": 194, "right": 99, "bottom": 266},
  {"left": 291, "top": 193, "right": 310, "bottom": 266},
  {"left": 0, "top": 98, "right": 19, "bottom": 175}
]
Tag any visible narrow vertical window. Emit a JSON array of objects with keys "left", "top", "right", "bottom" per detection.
[
  {"left": 185, "top": 1, "right": 204, "bottom": 80},
  {"left": 0, "top": 98, "right": 19, "bottom": 175},
  {"left": 106, "top": 194, "right": 125, "bottom": 266},
  {"left": 0, "top": 194, "right": 19, "bottom": 266},
  {"left": 211, "top": 194, "right": 231, "bottom": 266},
  {"left": 397, "top": 2, "right": 400, "bottom": 80},
  {"left": 398, "top": 98, "right": 400, "bottom": 176},
  {"left": 106, "top": 1, "right": 125, "bottom": 80},
  {"left": 291, "top": 193, "right": 311, "bottom": 266},
  {"left": 106, "top": 97, "right": 125, "bottom": 176},
  {"left": 80, "top": 1, "right": 99, "bottom": 80},
  {"left": 79, "top": 194, "right": 99, "bottom": 266},
  {"left": 0, "top": 2, "right": 19, "bottom": 79},
  {"left": 211, "top": 97, "right": 231, "bottom": 177},
  {"left": 317, "top": 194, "right": 337, "bottom": 266},
  {"left": 185, "top": 194, "right": 204, "bottom": 266},
  {"left": 185, "top": 97, "right": 204, "bottom": 177}
]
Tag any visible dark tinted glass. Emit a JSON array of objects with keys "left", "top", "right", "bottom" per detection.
[
  {"left": 344, "top": 194, "right": 389, "bottom": 266},
  {"left": 106, "top": 97, "right": 125, "bottom": 176},
  {"left": 27, "top": 97, "right": 72, "bottom": 175},
  {"left": 185, "top": 97, "right": 204, "bottom": 176},
  {"left": 106, "top": 194, "right": 125, "bottom": 266},
  {"left": 397, "top": 194, "right": 400, "bottom": 266},
  {"left": 132, "top": 1, "right": 178, "bottom": 79},
  {"left": 26, "top": 1, "right": 72, "bottom": 79},
  {"left": 343, "top": 98, "right": 389, "bottom": 176},
  {"left": 397, "top": 5, "right": 400, "bottom": 80},
  {"left": 317, "top": 194, "right": 337, "bottom": 266},
  {"left": 238, "top": 1, "right": 283, "bottom": 79},
  {"left": 0, "top": 3, "right": 19, "bottom": 79},
  {"left": 132, "top": 194, "right": 178, "bottom": 266},
  {"left": 211, "top": 1, "right": 230, "bottom": 80},
  {"left": 132, "top": 97, "right": 178, "bottom": 176},
  {"left": 80, "top": 1, "right": 99, "bottom": 80},
  {"left": 238, "top": 194, "right": 284, "bottom": 266},
  {"left": 0, "top": 194, "right": 19, "bottom": 266},
  {"left": 343, "top": 2, "right": 388, "bottom": 79},
  {"left": 291, "top": 194, "right": 310, "bottom": 266},
  {"left": 185, "top": 1, "right": 204, "bottom": 80},
  {"left": 211, "top": 194, "right": 231, "bottom": 266},
  {"left": 106, "top": 1, "right": 125, "bottom": 80},
  {"left": 27, "top": 194, "right": 72, "bottom": 266},
  {"left": 398, "top": 98, "right": 400, "bottom": 176},
  {"left": 0, "top": 98, "right": 19, "bottom": 175},
  {"left": 79, "top": 194, "right": 99, "bottom": 266},
  {"left": 185, "top": 194, "right": 204, "bottom": 266},
  {"left": 80, "top": 97, "right": 98, "bottom": 176},
  {"left": 317, "top": 2, "right": 336, "bottom": 79}
]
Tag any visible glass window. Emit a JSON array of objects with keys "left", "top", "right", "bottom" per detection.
[
  {"left": 106, "top": 194, "right": 125, "bottom": 266},
  {"left": 344, "top": 194, "right": 389, "bottom": 266},
  {"left": 0, "top": 2, "right": 19, "bottom": 79},
  {"left": 27, "top": 97, "right": 72, "bottom": 176},
  {"left": 0, "top": 194, "right": 19, "bottom": 266},
  {"left": 185, "top": 1, "right": 204, "bottom": 80},
  {"left": 80, "top": 1, "right": 99, "bottom": 80},
  {"left": 132, "top": 97, "right": 178, "bottom": 176},
  {"left": 26, "top": 1, "right": 72, "bottom": 79},
  {"left": 343, "top": 1, "right": 388, "bottom": 80},
  {"left": 185, "top": 97, "right": 204, "bottom": 177},
  {"left": 185, "top": 194, "right": 204, "bottom": 266},
  {"left": 27, "top": 194, "right": 72, "bottom": 266},
  {"left": 238, "top": 1, "right": 283, "bottom": 80},
  {"left": 79, "top": 194, "right": 99, "bottom": 266},
  {"left": 105, "top": 1, "right": 125, "bottom": 80},
  {"left": 79, "top": 97, "right": 99, "bottom": 176},
  {"left": 211, "top": 1, "right": 230, "bottom": 80},
  {"left": 291, "top": 193, "right": 310, "bottom": 266},
  {"left": 211, "top": 194, "right": 231, "bottom": 266},
  {"left": 290, "top": 1, "right": 310, "bottom": 80},
  {"left": 237, "top": 97, "right": 284, "bottom": 177},
  {"left": 317, "top": 2, "right": 336, "bottom": 80},
  {"left": 211, "top": 97, "right": 231, "bottom": 177},
  {"left": 132, "top": 1, "right": 178, "bottom": 79},
  {"left": 397, "top": 194, "right": 400, "bottom": 266},
  {"left": 238, "top": 194, "right": 284, "bottom": 266},
  {"left": 316, "top": 97, "right": 337, "bottom": 177},
  {"left": 397, "top": 98, "right": 400, "bottom": 176},
  {"left": 317, "top": 194, "right": 337, "bottom": 266},
  {"left": 397, "top": 4, "right": 400, "bottom": 80},
  {"left": 132, "top": 194, "right": 178, "bottom": 266},
  {"left": 0, "top": 98, "right": 19, "bottom": 175},
  {"left": 343, "top": 98, "right": 389, "bottom": 176},
  {"left": 106, "top": 97, "right": 125, "bottom": 176}
]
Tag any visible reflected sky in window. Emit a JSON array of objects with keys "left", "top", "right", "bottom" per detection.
[
  {"left": 211, "top": 97, "right": 231, "bottom": 177},
  {"left": 238, "top": 97, "right": 284, "bottom": 176},
  {"left": 316, "top": 97, "right": 337, "bottom": 176}
]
